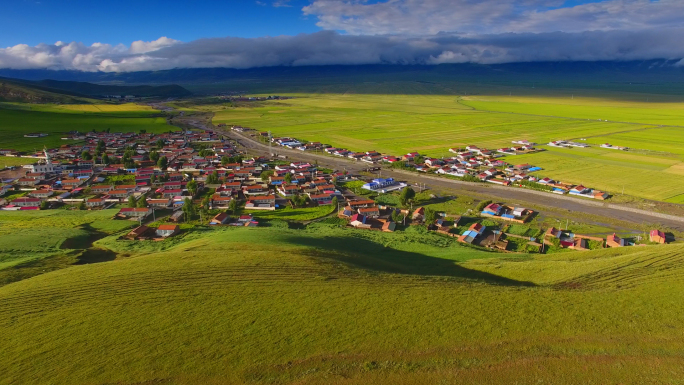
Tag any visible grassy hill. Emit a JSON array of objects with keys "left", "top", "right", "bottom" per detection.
[
  {"left": 0, "top": 78, "right": 94, "bottom": 103},
  {"left": 34, "top": 79, "right": 192, "bottom": 98},
  {"left": 2, "top": 224, "right": 684, "bottom": 384},
  {"left": 0, "top": 76, "right": 192, "bottom": 103}
]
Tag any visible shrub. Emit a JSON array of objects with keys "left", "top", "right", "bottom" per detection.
[{"left": 476, "top": 200, "right": 492, "bottom": 211}]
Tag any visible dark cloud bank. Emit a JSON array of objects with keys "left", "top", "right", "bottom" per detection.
[{"left": 1, "top": 29, "right": 684, "bottom": 73}]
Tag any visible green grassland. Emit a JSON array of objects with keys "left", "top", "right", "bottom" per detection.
[
  {"left": 213, "top": 94, "right": 644, "bottom": 156},
  {"left": 212, "top": 93, "right": 684, "bottom": 201},
  {"left": 246, "top": 204, "right": 336, "bottom": 221},
  {"left": 0, "top": 209, "right": 134, "bottom": 270},
  {"left": 0, "top": 155, "right": 38, "bottom": 167},
  {"left": 2, "top": 224, "right": 684, "bottom": 384},
  {"left": 461, "top": 95, "right": 684, "bottom": 126},
  {"left": 0, "top": 103, "right": 171, "bottom": 151}
]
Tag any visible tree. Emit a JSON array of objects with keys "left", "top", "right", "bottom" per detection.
[
  {"left": 182, "top": 198, "right": 196, "bottom": 221},
  {"left": 221, "top": 156, "right": 230, "bottom": 166},
  {"left": 391, "top": 210, "right": 403, "bottom": 223},
  {"left": 96, "top": 139, "right": 106, "bottom": 155},
  {"left": 123, "top": 149, "right": 135, "bottom": 169},
  {"left": 201, "top": 196, "right": 211, "bottom": 214},
  {"left": 139, "top": 129, "right": 147, "bottom": 134},
  {"left": 157, "top": 156, "right": 168, "bottom": 170},
  {"left": 102, "top": 153, "right": 110, "bottom": 165},
  {"left": 332, "top": 196, "right": 339, "bottom": 209},
  {"left": 187, "top": 179, "right": 198, "bottom": 196},
  {"left": 137, "top": 197, "right": 148, "bottom": 208},
  {"left": 78, "top": 201, "right": 87, "bottom": 210},
  {"left": 149, "top": 150, "right": 160, "bottom": 163},
  {"left": 81, "top": 150, "right": 92, "bottom": 160},
  {"left": 123, "top": 148, "right": 135, "bottom": 160},
  {"left": 284, "top": 172, "right": 292, "bottom": 184},
  {"left": 293, "top": 194, "right": 309, "bottom": 208},
  {"left": 399, "top": 186, "right": 416, "bottom": 207},
  {"left": 228, "top": 198, "right": 240, "bottom": 216},
  {"left": 127, "top": 195, "right": 137, "bottom": 208},
  {"left": 424, "top": 207, "right": 437, "bottom": 226},
  {"left": 260, "top": 170, "right": 274, "bottom": 183},
  {"left": 39, "top": 200, "right": 50, "bottom": 210},
  {"left": 150, "top": 174, "right": 156, "bottom": 184},
  {"left": 156, "top": 138, "right": 165, "bottom": 149},
  {"left": 198, "top": 149, "right": 214, "bottom": 157},
  {"left": 206, "top": 171, "right": 219, "bottom": 185}
]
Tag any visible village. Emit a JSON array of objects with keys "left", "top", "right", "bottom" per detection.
[
  {"left": 259, "top": 131, "right": 611, "bottom": 200},
  {"left": 0, "top": 126, "right": 670, "bottom": 253}
]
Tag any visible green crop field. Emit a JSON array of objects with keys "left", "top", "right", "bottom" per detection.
[
  {"left": 0, "top": 155, "right": 37, "bottom": 167},
  {"left": 212, "top": 93, "right": 684, "bottom": 201},
  {"left": 213, "top": 94, "right": 643, "bottom": 156},
  {"left": 2, "top": 223, "right": 684, "bottom": 384},
  {"left": 0, "top": 103, "right": 171, "bottom": 151}
]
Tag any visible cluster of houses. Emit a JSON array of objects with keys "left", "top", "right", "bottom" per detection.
[
  {"left": 248, "top": 131, "right": 612, "bottom": 201},
  {"left": 548, "top": 140, "right": 590, "bottom": 148},
  {"left": 339, "top": 199, "right": 394, "bottom": 232},
  {"left": 0, "top": 129, "right": 234, "bottom": 210},
  {"left": 480, "top": 203, "right": 535, "bottom": 223},
  {"left": 600, "top": 143, "right": 629, "bottom": 151},
  {"left": 534, "top": 178, "right": 610, "bottom": 200},
  {"left": 226, "top": 127, "right": 616, "bottom": 201},
  {"left": 545, "top": 227, "right": 669, "bottom": 250}
]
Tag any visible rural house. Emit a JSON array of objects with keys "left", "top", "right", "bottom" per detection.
[{"left": 155, "top": 224, "right": 179, "bottom": 238}]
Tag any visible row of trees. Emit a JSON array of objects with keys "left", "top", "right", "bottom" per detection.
[{"left": 182, "top": 196, "right": 242, "bottom": 222}]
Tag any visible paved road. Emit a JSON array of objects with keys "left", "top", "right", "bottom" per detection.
[{"left": 205, "top": 120, "right": 684, "bottom": 231}]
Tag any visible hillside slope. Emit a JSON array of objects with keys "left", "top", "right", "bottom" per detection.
[
  {"left": 0, "top": 76, "right": 192, "bottom": 103},
  {"left": 35, "top": 79, "right": 192, "bottom": 98},
  {"left": 1, "top": 226, "right": 684, "bottom": 384},
  {"left": 0, "top": 78, "right": 93, "bottom": 103}
]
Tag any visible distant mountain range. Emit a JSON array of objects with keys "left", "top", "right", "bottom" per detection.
[
  {"left": 0, "top": 60, "right": 682, "bottom": 96},
  {"left": 0, "top": 60, "right": 682, "bottom": 82},
  {"left": 0, "top": 77, "right": 192, "bottom": 103}
]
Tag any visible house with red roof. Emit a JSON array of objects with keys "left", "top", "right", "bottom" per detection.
[{"left": 649, "top": 230, "right": 667, "bottom": 244}]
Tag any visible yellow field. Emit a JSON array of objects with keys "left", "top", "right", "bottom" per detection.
[{"left": 48, "top": 103, "right": 158, "bottom": 113}]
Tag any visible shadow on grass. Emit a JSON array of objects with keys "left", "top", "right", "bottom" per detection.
[
  {"left": 284, "top": 235, "right": 535, "bottom": 287},
  {"left": 75, "top": 248, "right": 117, "bottom": 264}
]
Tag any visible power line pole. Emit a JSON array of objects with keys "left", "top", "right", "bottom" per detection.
[{"left": 268, "top": 130, "right": 273, "bottom": 157}]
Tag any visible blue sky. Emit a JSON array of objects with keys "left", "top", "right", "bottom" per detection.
[
  {"left": 0, "top": 0, "right": 612, "bottom": 47},
  {"left": 0, "top": 0, "right": 319, "bottom": 47},
  {"left": 1, "top": 0, "right": 682, "bottom": 72}
]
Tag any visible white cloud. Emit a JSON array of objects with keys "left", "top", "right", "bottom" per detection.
[
  {"left": 129, "top": 37, "right": 180, "bottom": 54},
  {"left": 303, "top": 0, "right": 684, "bottom": 35},
  {"left": 1, "top": 29, "right": 684, "bottom": 73}
]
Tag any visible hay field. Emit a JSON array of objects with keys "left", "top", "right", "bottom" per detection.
[{"left": 2, "top": 225, "right": 684, "bottom": 384}]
